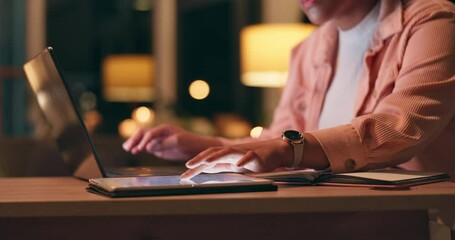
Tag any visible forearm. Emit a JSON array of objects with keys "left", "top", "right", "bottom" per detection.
[{"left": 302, "top": 133, "right": 330, "bottom": 169}]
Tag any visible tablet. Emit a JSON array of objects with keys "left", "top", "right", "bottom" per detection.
[{"left": 87, "top": 173, "right": 277, "bottom": 197}]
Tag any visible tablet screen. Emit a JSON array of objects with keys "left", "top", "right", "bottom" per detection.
[{"left": 89, "top": 173, "right": 273, "bottom": 192}]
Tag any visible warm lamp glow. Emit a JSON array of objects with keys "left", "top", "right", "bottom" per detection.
[
  {"left": 189, "top": 80, "right": 210, "bottom": 100},
  {"left": 132, "top": 106, "right": 155, "bottom": 125},
  {"left": 118, "top": 106, "right": 155, "bottom": 138},
  {"left": 250, "top": 126, "right": 263, "bottom": 138},
  {"left": 118, "top": 118, "right": 139, "bottom": 139},
  {"left": 214, "top": 114, "right": 252, "bottom": 138},
  {"left": 102, "top": 54, "right": 155, "bottom": 102},
  {"left": 241, "top": 23, "right": 315, "bottom": 87}
]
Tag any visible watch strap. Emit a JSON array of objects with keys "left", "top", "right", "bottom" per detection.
[{"left": 291, "top": 141, "right": 304, "bottom": 168}]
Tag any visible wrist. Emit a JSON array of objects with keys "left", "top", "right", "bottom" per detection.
[
  {"left": 281, "top": 130, "right": 305, "bottom": 168},
  {"left": 276, "top": 137, "right": 294, "bottom": 168},
  {"left": 302, "top": 132, "right": 330, "bottom": 170}
]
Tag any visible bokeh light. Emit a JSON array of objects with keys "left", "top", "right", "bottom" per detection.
[
  {"left": 118, "top": 118, "right": 139, "bottom": 138},
  {"left": 250, "top": 126, "right": 263, "bottom": 138},
  {"left": 132, "top": 106, "right": 155, "bottom": 125},
  {"left": 189, "top": 80, "right": 210, "bottom": 100}
]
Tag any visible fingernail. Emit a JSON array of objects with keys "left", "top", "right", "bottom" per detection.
[
  {"left": 137, "top": 144, "right": 144, "bottom": 150},
  {"left": 122, "top": 142, "right": 130, "bottom": 151},
  {"left": 180, "top": 172, "right": 191, "bottom": 180},
  {"left": 236, "top": 159, "right": 246, "bottom": 167}
]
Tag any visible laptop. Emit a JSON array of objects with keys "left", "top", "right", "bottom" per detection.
[
  {"left": 23, "top": 47, "right": 184, "bottom": 180},
  {"left": 23, "top": 47, "right": 276, "bottom": 196}
]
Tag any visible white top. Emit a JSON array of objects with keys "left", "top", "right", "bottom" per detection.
[{"left": 318, "top": 3, "right": 380, "bottom": 129}]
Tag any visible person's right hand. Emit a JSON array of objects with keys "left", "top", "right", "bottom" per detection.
[{"left": 122, "top": 124, "right": 222, "bottom": 161}]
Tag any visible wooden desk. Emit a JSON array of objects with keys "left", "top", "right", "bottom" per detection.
[{"left": 0, "top": 177, "right": 454, "bottom": 240}]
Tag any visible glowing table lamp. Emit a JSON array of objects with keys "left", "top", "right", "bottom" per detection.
[
  {"left": 102, "top": 54, "right": 155, "bottom": 102},
  {"left": 240, "top": 23, "right": 315, "bottom": 87}
]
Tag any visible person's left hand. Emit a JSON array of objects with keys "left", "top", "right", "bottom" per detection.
[{"left": 180, "top": 138, "right": 292, "bottom": 179}]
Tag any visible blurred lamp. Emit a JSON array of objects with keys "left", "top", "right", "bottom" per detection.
[
  {"left": 118, "top": 118, "right": 139, "bottom": 139},
  {"left": 240, "top": 23, "right": 315, "bottom": 87},
  {"left": 118, "top": 106, "right": 155, "bottom": 138},
  {"left": 250, "top": 126, "right": 263, "bottom": 139},
  {"left": 102, "top": 54, "right": 155, "bottom": 102},
  {"left": 189, "top": 80, "right": 210, "bottom": 100},
  {"left": 132, "top": 106, "right": 155, "bottom": 126}
]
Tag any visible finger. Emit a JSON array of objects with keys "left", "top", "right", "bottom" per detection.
[
  {"left": 179, "top": 178, "right": 195, "bottom": 185},
  {"left": 134, "top": 125, "right": 175, "bottom": 152},
  {"left": 236, "top": 151, "right": 261, "bottom": 172},
  {"left": 122, "top": 129, "right": 145, "bottom": 151},
  {"left": 146, "top": 134, "right": 178, "bottom": 152},
  {"left": 181, "top": 162, "right": 250, "bottom": 180},
  {"left": 236, "top": 151, "right": 258, "bottom": 167},
  {"left": 180, "top": 164, "right": 208, "bottom": 180},
  {"left": 185, "top": 148, "right": 221, "bottom": 167},
  {"left": 181, "top": 163, "right": 242, "bottom": 180},
  {"left": 187, "top": 149, "right": 243, "bottom": 168},
  {"left": 145, "top": 139, "right": 160, "bottom": 153},
  {"left": 204, "top": 150, "right": 244, "bottom": 165},
  {"left": 201, "top": 163, "right": 247, "bottom": 173},
  {"left": 135, "top": 131, "right": 158, "bottom": 152},
  {"left": 187, "top": 153, "right": 244, "bottom": 168}
]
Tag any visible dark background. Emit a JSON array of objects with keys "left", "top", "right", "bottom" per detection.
[{"left": 46, "top": 0, "right": 263, "bottom": 135}]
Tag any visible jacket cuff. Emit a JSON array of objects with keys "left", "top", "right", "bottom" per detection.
[{"left": 308, "top": 125, "right": 368, "bottom": 173}]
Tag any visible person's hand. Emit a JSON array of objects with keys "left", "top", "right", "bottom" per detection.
[
  {"left": 122, "top": 124, "right": 222, "bottom": 161},
  {"left": 180, "top": 138, "right": 292, "bottom": 179}
]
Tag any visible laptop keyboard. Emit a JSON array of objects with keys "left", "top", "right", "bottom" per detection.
[{"left": 106, "top": 166, "right": 186, "bottom": 177}]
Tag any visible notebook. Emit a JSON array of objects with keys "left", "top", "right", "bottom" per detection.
[
  {"left": 23, "top": 47, "right": 277, "bottom": 196},
  {"left": 249, "top": 169, "right": 450, "bottom": 188}
]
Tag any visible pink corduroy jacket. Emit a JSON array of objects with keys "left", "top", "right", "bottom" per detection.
[{"left": 259, "top": 0, "right": 455, "bottom": 177}]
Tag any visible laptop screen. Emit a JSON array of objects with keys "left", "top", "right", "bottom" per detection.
[{"left": 23, "top": 47, "right": 105, "bottom": 180}]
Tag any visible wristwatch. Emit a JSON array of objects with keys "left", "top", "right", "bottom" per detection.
[{"left": 282, "top": 130, "right": 305, "bottom": 168}]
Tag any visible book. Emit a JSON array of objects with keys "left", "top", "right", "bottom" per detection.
[{"left": 248, "top": 169, "right": 450, "bottom": 188}]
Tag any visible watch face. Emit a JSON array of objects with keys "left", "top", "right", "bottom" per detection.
[{"left": 283, "top": 130, "right": 303, "bottom": 141}]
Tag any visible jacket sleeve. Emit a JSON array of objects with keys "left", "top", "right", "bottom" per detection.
[{"left": 309, "top": 7, "right": 455, "bottom": 172}]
